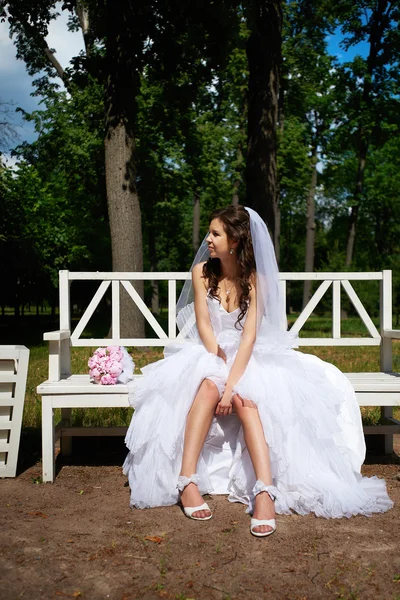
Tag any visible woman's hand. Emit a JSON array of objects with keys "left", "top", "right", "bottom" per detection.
[
  {"left": 232, "top": 393, "right": 257, "bottom": 409},
  {"left": 217, "top": 345, "right": 227, "bottom": 363},
  {"left": 215, "top": 390, "right": 233, "bottom": 416}
]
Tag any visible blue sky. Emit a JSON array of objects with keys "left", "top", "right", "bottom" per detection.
[
  {"left": 0, "top": 5, "right": 84, "bottom": 164},
  {"left": 326, "top": 26, "right": 369, "bottom": 63},
  {"left": 0, "top": 11, "right": 369, "bottom": 166}
]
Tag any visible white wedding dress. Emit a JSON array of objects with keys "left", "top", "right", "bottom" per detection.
[{"left": 123, "top": 294, "right": 393, "bottom": 517}]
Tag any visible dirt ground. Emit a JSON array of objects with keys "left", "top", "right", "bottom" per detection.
[{"left": 1, "top": 436, "right": 400, "bottom": 600}]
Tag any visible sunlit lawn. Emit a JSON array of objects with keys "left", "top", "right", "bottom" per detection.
[{"left": 2, "top": 311, "right": 399, "bottom": 429}]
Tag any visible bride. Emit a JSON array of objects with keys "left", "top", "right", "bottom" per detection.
[{"left": 123, "top": 205, "right": 393, "bottom": 537}]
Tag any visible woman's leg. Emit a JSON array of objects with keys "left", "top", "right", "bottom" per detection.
[
  {"left": 179, "top": 379, "right": 220, "bottom": 518},
  {"left": 232, "top": 394, "right": 275, "bottom": 534}
]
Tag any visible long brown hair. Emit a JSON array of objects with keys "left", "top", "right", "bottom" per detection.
[{"left": 203, "top": 205, "right": 255, "bottom": 329}]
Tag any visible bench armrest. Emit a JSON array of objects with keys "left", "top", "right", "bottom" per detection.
[
  {"left": 43, "top": 329, "right": 71, "bottom": 341},
  {"left": 383, "top": 329, "right": 400, "bottom": 339},
  {"left": 43, "top": 330, "right": 71, "bottom": 381}
]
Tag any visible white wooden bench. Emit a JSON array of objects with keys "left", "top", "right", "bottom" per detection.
[
  {"left": 37, "top": 269, "right": 400, "bottom": 482},
  {"left": 0, "top": 345, "right": 30, "bottom": 477}
]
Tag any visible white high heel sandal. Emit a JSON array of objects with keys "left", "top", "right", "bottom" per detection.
[
  {"left": 177, "top": 474, "right": 212, "bottom": 521},
  {"left": 250, "top": 480, "right": 277, "bottom": 538}
]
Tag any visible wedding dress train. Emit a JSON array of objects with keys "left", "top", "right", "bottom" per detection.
[{"left": 123, "top": 294, "right": 393, "bottom": 518}]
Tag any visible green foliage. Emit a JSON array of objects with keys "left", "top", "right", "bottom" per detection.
[
  {"left": 0, "top": 79, "right": 109, "bottom": 307},
  {"left": 1, "top": 0, "right": 400, "bottom": 316}
]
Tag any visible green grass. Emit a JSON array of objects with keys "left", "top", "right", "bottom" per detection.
[
  {"left": 288, "top": 313, "right": 382, "bottom": 337},
  {"left": 1, "top": 312, "right": 399, "bottom": 429}
]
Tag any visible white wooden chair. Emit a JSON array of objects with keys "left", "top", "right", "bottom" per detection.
[{"left": 37, "top": 269, "right": 400, "bottom": 482}]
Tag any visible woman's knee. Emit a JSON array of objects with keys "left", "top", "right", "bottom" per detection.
[{"left": 199, "top": 379, "right": 220, "bottom": 403}]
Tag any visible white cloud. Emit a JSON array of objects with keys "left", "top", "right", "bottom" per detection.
[
  {"left": 1, "top": 153, "right": 19, "bottom": 170},
  {"left": 0, "top": 22, "right": 26, "bottom": 75},
  {"left": 46, "top": 4, "right": 85, "bottom": 71}
]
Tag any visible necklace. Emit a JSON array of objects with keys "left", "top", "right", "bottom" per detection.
[{"left": 223, "top": 278, "right": 235, "bottom": 302}]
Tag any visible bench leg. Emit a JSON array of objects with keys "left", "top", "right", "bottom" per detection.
[
  {"left": 42, "top": 398, "right": 55, "bottom": 482},
  {"left": 61, "top": 407, "right": 72, "bottom": 457},
  {"left": 383, "top": 407, "right": 394, "bottom": 454}
]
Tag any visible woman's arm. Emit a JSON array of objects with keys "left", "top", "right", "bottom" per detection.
[
  {"left": 215, "top": 282, "right": 257, "bottom": 415},
  {"left": 192, "top": 262, "right": 219, "bottom": 355}
]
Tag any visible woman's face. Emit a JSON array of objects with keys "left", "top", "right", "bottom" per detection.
[{"left": 206, "top": 218, "right": 233, "bottom": 259}]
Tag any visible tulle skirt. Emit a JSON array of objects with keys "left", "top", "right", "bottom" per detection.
[{"left": 123, "top": 342, "right": 393, "bottom": 518}]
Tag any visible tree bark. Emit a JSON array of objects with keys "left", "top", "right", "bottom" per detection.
[
  {"left": 245, "top": 0, "right": 282, "bottom": 238},
  {"left": 104, "top": 0, "right": 144, "bottom": 338},
  {"left": 274, "top": 203, "right": 281, "bottom": 265},
  {"left": 192, "top": 192, "right": 201, "bottom": 253},
  {"left": 75, "top": 0, "right": 94, "bottom": 55},
  {"left": 274, "top": 86, "right": 285, "bottom": 265},
  {"left": 148, "top": 226, "right": 160, "bottom": 316},
  {"left": 345, "top": 147, "right": 366, "bottom": 267},
  {"left": 302, "top": 144, "right": 318, "bottom": 309},
  {"left": 231, "top": 130, "right": 245, "bottom": 206},
  {"left": 231, "top": 181, "right": 240, "bottom": 206},
  {"left": 104, "top": 122, "right": 144, "bottom": 337},
  {"left": 43, "top": 47, "right": 66, "bottom": 81}
]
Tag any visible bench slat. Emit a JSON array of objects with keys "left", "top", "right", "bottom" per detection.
[
  {"left": 0, "top": 375, "right": 17, "bottom": 383},
  {"left": 61, "top": 426, "right": 128, "bottom": 436},
  {"left": 297, "top": 339, "right": 381, "bottom": 346},
  {"left": 38, "top": 375, "right": 132, "bottom": 394},
  {"left": 52, "top": 396, "right": 130, "bottom": 408},
  {"left": 71, "top": 338, "right": 170, "bottom": 347}
]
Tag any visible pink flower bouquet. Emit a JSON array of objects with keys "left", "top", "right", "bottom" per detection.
[{"left": 88, "top": 346, "right": 134, "bottom": 385}]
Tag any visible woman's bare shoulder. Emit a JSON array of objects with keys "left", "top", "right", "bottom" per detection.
[
  {"left": 192, "top": 262, "right": 208, "bottom": 290},
  {"left": 192, "top": 261, "right": 207, "bottom": 276}
]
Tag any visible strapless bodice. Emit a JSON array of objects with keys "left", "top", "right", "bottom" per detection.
[{"left": 206, "top": 294, "right": 245, "bottom": 340}]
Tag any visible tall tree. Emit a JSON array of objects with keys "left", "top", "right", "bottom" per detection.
[
  {"left": 281, "top": 0, "right": 337, "bottom": 305},
  {"left": 245, "top": 0, "right": 282, "bottom": 245},
  {"left": 0, "top": 0, "right": 147, "bottom": 335},
  {"left": 329, "top": 0, "right": 400, "bottom": 266},
  {"left": 100, "top": 1, "right": 148, "bottom": 336}
]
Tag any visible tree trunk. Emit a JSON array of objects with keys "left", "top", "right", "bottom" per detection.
[
  {"left": 245, "top": 0, "right": 282, "bottom": 237},
  {"left": 302, "top": 145, "right": 318, "bottom": 309},
  {"left": 104, "top": 0, "right": 144, "bottom": 338},
  {"left": 232, "top": 179, "right": 240, "bottom": 206},
  {"left": 105, "top": 123, "right": 144, "bottom": 337},
  {"left": 192, "top": 192, "right": 201, "bottom": 253},
  {"left": 148, "top": 226, "right": 160, "bottom": 316},
  {"left": 345, "top": 146, "right": 367, "bottom": 267},
  {"left": 275, "top": 89, "right": 284, "bottom": 265},
  {"left": 75, "top": 0, "right": 94, "bottom": 56},
  {"left": 274, "top": 203, "right": 281, "bottom": 265},
  {"left": 231, "top": 131, "right": 245, "bottom": 206}
]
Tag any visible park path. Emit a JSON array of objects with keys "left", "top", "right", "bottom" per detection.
[{"left": 0, "top": 458, "right": 399, "bottom": 600}]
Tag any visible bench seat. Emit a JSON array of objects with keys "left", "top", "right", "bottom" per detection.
[
  {"left": 38, "top": 372, "right": 400, "bottom": 403},
  {"left": 38, "top": 371, "right": 400, "bottom": 482}
]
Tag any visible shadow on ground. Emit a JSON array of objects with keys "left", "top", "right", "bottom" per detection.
[{"left": 0, "top": 458, "right": 399, "bottom": 600}]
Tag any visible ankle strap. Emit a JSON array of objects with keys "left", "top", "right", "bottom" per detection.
[
  {"left": 252, "top": 479, "right": 278, "bottom": 502},
  {"left": 177, "top": 474, "right": 201, "bottom": 492}
]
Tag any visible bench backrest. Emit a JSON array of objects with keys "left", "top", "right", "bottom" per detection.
[{"left": 59, "top": 269, "right": 393, "bottom": 350}]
